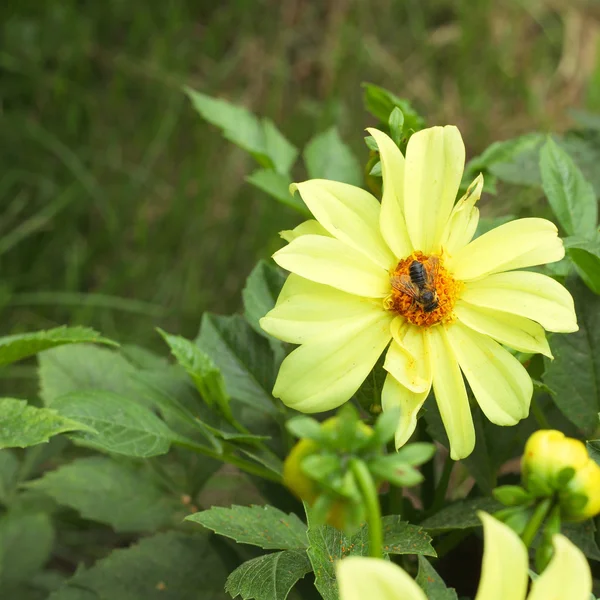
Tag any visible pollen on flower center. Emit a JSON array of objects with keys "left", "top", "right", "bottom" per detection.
[{"left": 384, "top": 251, "right": 462, "bottom": 327}]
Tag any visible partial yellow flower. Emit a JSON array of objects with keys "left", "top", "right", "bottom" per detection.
[
  {"left": 260, "top": 126, "right": 577, "bottom": 460},
  {"left": 335, "top": 513, "right": 592, "bottom": 600}
]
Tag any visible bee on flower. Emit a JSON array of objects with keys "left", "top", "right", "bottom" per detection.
[{"left": 260, "top": 125, "right": 578, "bottom": 460}]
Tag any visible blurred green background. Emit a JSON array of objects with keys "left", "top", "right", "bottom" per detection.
[{"left": 2, "top": 0, "right": 600, "bottom": 351}]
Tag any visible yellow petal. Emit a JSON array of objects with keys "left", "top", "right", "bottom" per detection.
[
  {"left": 383, "top": 319, "right": 431, "bottom": 393},
  {"left": 566, "top": 459, "right": 600, "bottom": 520},
  {"left": 273, "top": 311, "right": 393, "bottom": 412},
  {"left": 475, "top": 513, "right": 529, "bottom": 600},
  {"left": 404, "top": 126, "right": 465, "bottom": 254},
  {"left": 527, "top": 534, "right": 592, "bottom": 600},
  {"left": 273, "top": 234, "right": 391, "bottom": 298},
  {"left": 427, "top": 325, "right": 475, "bottom": 460},
  {"left": 260, "top": 274, "right": 383, "bottom": 344},
  {"left": 382, "top": 373, "right": 430, "bottom": 449},
  {"left": 291, "top": 180, "right": 395, "bottom": 269},
  {"left": 454, "top": 301, "right": 552, "bottom": 358},
  {"left": 441, "top": 173, "right": 484, "bottom": 256},
  {"left": 336, "top": 556, "right": 427, "bottom": 600},
  {"left": 367, "top": 128, "right": 413, "bottom": 259},
  {"left": 448, "top": 218, "right": 564, "bottom": 281},
  {"left": 280, "top": 219, "right": 331, "bottom": 243},
  {"left": 446, "top": 322, "right": 532, "bottom": 426},
  {"left": 461, "top": 271, "right": 578, "bottom": 333}
]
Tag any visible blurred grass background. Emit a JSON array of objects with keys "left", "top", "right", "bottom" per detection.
[{"left": 2, "top": 0, "right": 600, "bottom": 353}]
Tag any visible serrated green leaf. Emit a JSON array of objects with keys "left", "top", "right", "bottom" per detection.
[
  {"left": 0, "top": 398, "right": 92, "bottom": 449},
  {"left": 419, "top": 498, "right": 502, "bottom": 534},
  {"left": 381, "top": 516, "right": 436, "bottom": 556},
  {"left": 52, "top": 390, "right": 175, "bottom": 457},
  {"left": 540, "top": 138, "right": 598, "bottom": 237},
  {"left": 543, "top": 280, "right": 600, "bottom": 431},
  {"left": 563, "top": 520, "right": 600, "bottom": 561},
  {"left": 186, "top": 505, "right": 307, "bottom": 550},
  {"left": 564, "top": 235, "right": 600, "bottom": 295},
  {"left": 185, "top": 88, "right": 297, "bottom": 175},
  {"left": 196, "top": 314, "right": 279, "bottom": 416},
  {"left": 415, "top": 556, "right": 458, "bottom": 600},
  {"left": 303, "top": 127, "right": 362, "bottom": 186},
  {"left": 48, "top": 531, "right": 229, "bottom": 600},
  {"left": 246, "top": 169, "right": 309, "bottom": 216},
  {"left": 0, "top": 326, "right": 116, "bottom": 368},
  {"left": 225, "top": 549, "right": 311, "bottom": 600},
  {"left": 0, "top": 512, "right": 54, "bottom": 588},
  {"left": 25, "top": 456, "right": 181, "bottom": 532}
]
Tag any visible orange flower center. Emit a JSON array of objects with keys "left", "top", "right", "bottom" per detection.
[{"left": 384, "top": 251, "right": 462, "bottom": 327}]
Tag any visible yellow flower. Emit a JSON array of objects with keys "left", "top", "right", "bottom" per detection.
[
  {"left": 260, "top": 126, "right": 577, "bottom": 460},
  {"left": 523, "top": 429, "right": 600, "bottom": 520},
  {"left": 335, "top": 513, "right": 592, "bottom": 600}
]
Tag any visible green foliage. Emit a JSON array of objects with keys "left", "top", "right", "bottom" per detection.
[
  {"left": 415, "top": 557, "right": 459, "bottom": 600},
  {"left": 420, "top": 498, "right": 502, "bottom": 534},
  {"left": 186, "top": 505, "right": 308, "bottom": 550},
  {"left": 0, "top": 398, "right": 91, "bottom": 449},
  {"left": 563, "top": 235, "right": 600, "bottom": 295},
  {"left": 225, "top": 550, "right": 311, "bottom": 600},
  {"left": 246, "top": 170, "right": 309, "bottom": 216},
  {"left": 380, "top": 516, "right": 436, "bottom": 556},
  {"left": 362, "top": 83, "right": 425, "bottom": 133}
]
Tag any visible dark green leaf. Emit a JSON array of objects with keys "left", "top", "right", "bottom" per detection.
[
  {"left": 225, "top": 549, "right": 311, "bottom": 600},
  {"left": 186, "top": 505, "right": 308, "bottom": 550},
  {"left": 543, "top": 280, "right": 600, "bottom": 432},
  {"left": 361, "top": 83, "right": 425, "bottom": 132},
  {"left": 564, "top": 235, "right": 600, "bottom": 295},
  {"left": 415, "top": 556, "right": 458, "bottom": 600},
  {"left": 0, "top": 326, "right": 116, "bottom": 368},
  {"left": 0, "top": 398, "right": 91, "bottom": 449},
  {"left": 303, "top": 127, "right": 362, "bottom": 187},
  {"left": 0, "top": 450, "right": 18, "bottom": 503},
  {"left": 381, "top": 516, "right": 436, "bottom": 556},
  {"left": 419, "top": 498, "right": 502, "bottom": 534},
  {"left": 539, "top": 138, "right": 598, "bottom": 237},
  {"left": 587, "top": 440, "right": 600, "bottom": 466},
  {"left": 52, "top": 390, "right": 175, "bottom": 457},
  {"left": 246, "top": 170, "right": 309, "bottom": 216},
  {"left": 196, "top": 314, "right": 279, "bottom": 416},
  {"left": 563, "top": 520, "right": 600, "bottom": 561},
  {"left": 25, "top": 457, "right": 181, "bottom": 532},
  {"left": 48, "top": 531, "right": 229, "bottom": 600},
  {"left": 185, "top": 88, "right": 297, "bottom": 175}
]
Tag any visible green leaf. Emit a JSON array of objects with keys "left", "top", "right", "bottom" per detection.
[
  {"left": 543, "top": 280, "right": 600, "bottom": 432},
  {"left": 361, "top": 83, "right": 425, "bottom": 132},
  {"left": 246, "top": 170, "right": 310, "bottom": 216},
  {"left": 0, "top": 450, "right": 18, "bottom": 503},
  {"left": 48, "top": 531, "right": 229, "bottom": 600},
  {"left": 52, "top": 390, "right": 175, "bottom": 458},
  {"left": 0, "top": 326, "right": 116, "bottom": 368},
  {"left": 242, "top": 260, "right": 287, "bottom": 336},
  {"left": 587, "top": 440, "right": 600, "bottom": 465},
  {"left": 419, "top": 498, "right": 502, "bottom": 534},
  {"left": 381, "top": 516, "right": 436, "bottom": 556},
  {"left": 196, "top": 314, "right": 279, "bottom": 416},
  {"left": 186, "top": 505, "right": 308, "bottom": 550},
  {"left": 539, "top": 137, "right": 598, "bottom": 237},
  {"left": 0, "top": 398, "right": 92, "bottom": 449},
  {"left": 303, "top": 127, "right": 362, "bottom": 186},
  {"left": 388, "top": 107, "right": 404, "bottom": 148},
  {"left": 0, "top": 512, "right": 54, "bottom": 588},
  {"left": 25, "top": 456, "right": 181, "bottom": 532},
  {"left": 564, "top": 235, "right": 600, "bottom": 295},
  {"left": 225, "top": 549, "right": 311, "bottom": 600},
  {"left": 563, "top": 519, "right": 600, "bottom": 561},
  {"left": 185, "top": 88, "right": 297, "bottom": 175},
  {"left": 415, "top": 556, "right": 458, "bottom": 600}
]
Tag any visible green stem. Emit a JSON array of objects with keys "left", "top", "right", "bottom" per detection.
[
  {"left": 350, "top": 458, "right": 383, "bottom": 559},
  {"left": 521, "top": 498, "right": 553, "bottom": 548},
  {"left": 531, "top": 396, "right": 551, "bottom": 430},
  {"left": 431, "top": 456, "right": 454, "bottom": 513}
]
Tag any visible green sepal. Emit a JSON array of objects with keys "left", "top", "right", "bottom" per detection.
[{"left": 493, "top": 485, "right": 533, "bottom": 507}]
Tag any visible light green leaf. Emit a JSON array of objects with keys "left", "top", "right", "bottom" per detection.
[
  {"left": 196, "top": 314, "right": 279, "bottom": 416},
  {"left": 0, "top": 398, "right": 92, "bottom": 449},
  {"left": 0, "top": 512, "right": 54, "bottom": 588},
  {"left": 419, "top": 498, "right": 502, "bottom": 534},
  {"left": 0, "top": 326, "right": 116, "bottom": 368},
  {"left": 540, "top": 137, "right": 598, "bottom": 237},
  {"left": 415, "top": 556, "right": 458, "bottom": 600},
  {"left": 185, "top": 88, "right": 297, "bottom": 175},
  {"left": 246, "top": 170, "right": 310, "bottom": 216},
  {"left": 225, "top": 550, "right": 311, "bottom": 600},
  {"left": 303, "top": 127, "right": 362, "bottom": 186},
  {"left": 564, "top": 235, "right": 600, "bottom": 295},
  {"left": 52, "top": 390, "right": 175, "bottom": 458},
  {"left": 543, "top": 280, "right": 600, "bottom": 432},
  {"left": 48, "top": 531, "right": 229, "bottom": 600},
  {"left": 381, "top": 516, "right": 436, "bottom": 556},
  {"left": 25, "top": 456, "right": 181, "bottom": 532},
  {"left": 361, "top": 83, "right": 425, "bottom": 132},
  {"left": 186, "top": 505, "right": 307, "bottom": 550}
]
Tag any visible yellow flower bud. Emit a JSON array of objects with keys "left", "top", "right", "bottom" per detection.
[{"left": 565, "top": 459, "right": 600, "bottom": 521}]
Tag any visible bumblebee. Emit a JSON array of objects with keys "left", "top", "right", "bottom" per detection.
[{"left": 390, "top": 256, "right": 440, "bottom": 312}]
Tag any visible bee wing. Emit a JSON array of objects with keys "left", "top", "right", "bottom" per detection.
[
  {"left": 390, "top": 274, "right": 420, "bottom": 300},
  {"left": 424, "top": 256, "right": 440, "bottom": 286}
]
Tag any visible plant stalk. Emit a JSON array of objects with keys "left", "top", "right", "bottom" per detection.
[{"left": 521, "top": 497, "right": 553, "bottom": 548}]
